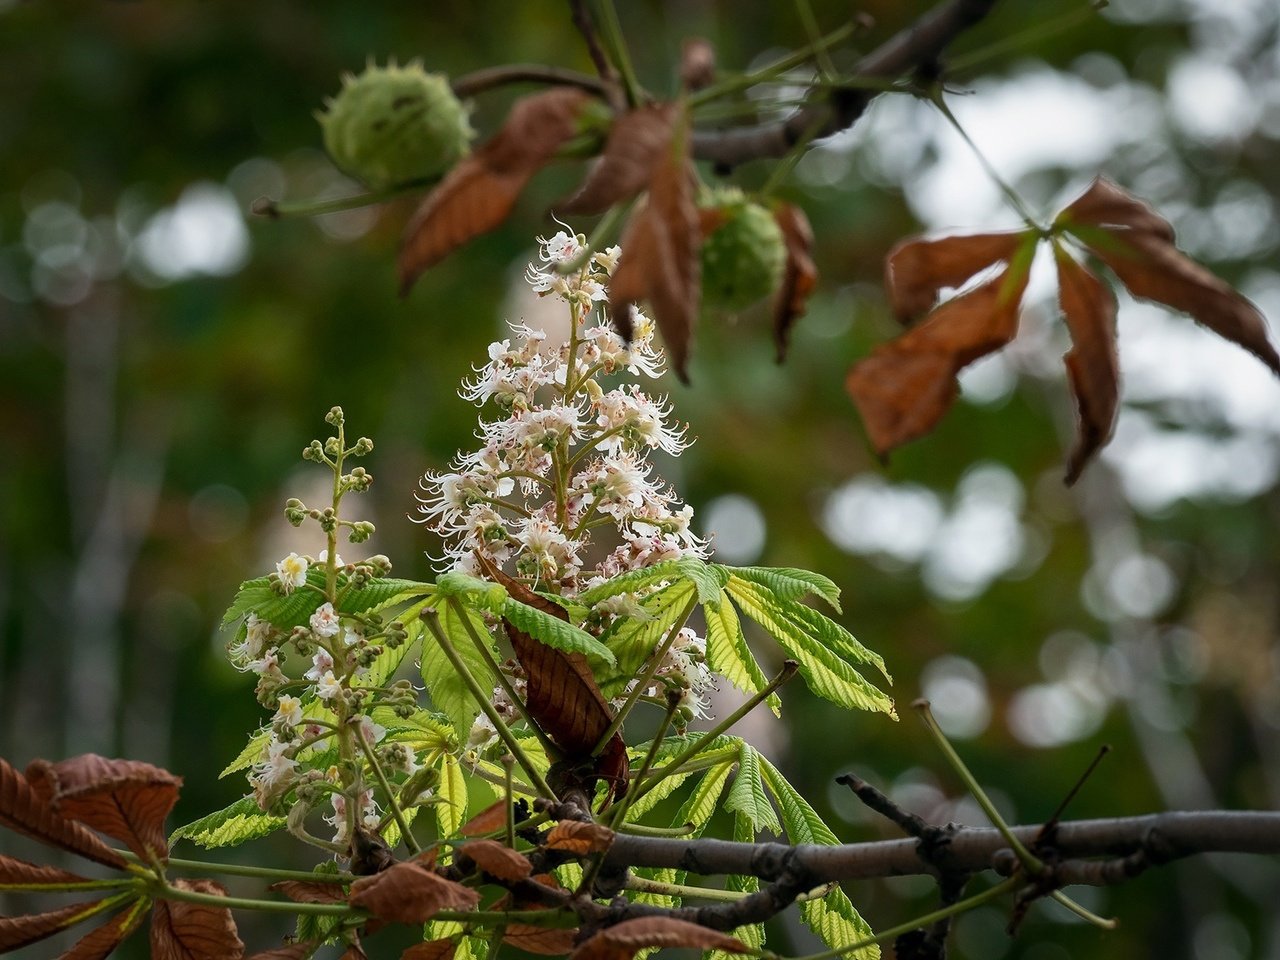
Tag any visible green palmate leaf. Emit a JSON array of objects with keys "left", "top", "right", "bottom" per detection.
[
  {"left": 724, "top": 744, "right": 780, "bottom": 835},
  {"left": 382, "top": 802, "right": 422, "bottom": 850},
  {"left": 357, "top": 597, "right": 433, "bottom": 688},
  {"left": 759, "top": 757, "right": 877, "bottom": 959},
  {"left": 704, "top": 590, "right": 779, "bottom": 716},
  {"left": 459, "top": 935, "right": 489, "bottom": 960},
  {"left": 802, "top": 888, "right": 878, "bottom": 960},
  {"left": 500, "top": 595, "right": 615, "bottom": 664},
  {"left": 674, "top": 556, "right": 727, "bottom": 608},
  {"left": 221, "top": 569, "right": 328, "bottom": 628},
  {"left": 677, "top": 760, "right": 735, "bottom": 833},
  {"left": 576, "top": 560, "right": 685, "bottom": 606},
  {"left": 601, "top": 580, "right": 697, "bottom": 689},
  {"left": 722, "top": 566, "right": 842, "bottom": 613},
  {"left": 437, "top": 752, "right": 468, "bottom": 838},
  {"left": 422, "top": 599, "right": 498, "bottom": 741},
  {"left": 339, "top": 577, "right": 435, "bottom": 615},
  {"left": 773, "top": 596, "right": 889, "bottom": 683},
  {"left": 372, "top": 707, "right": 456, "bottom": 756},
  {"left": 553, "top": 860, "right": 584, "bottom": 892},
  {"left": 435, "top": 570, "right": 508, "bottom": 611},
  {"left": 221, "top": 699, "right": 336, "bottom": 778},
  {"left": 726, "top": 579, "right": 895, "bottom": 717},
  {"left": 623, "top": 769, "right": 693, "bottom": 821},
  {"left": 169, "top": 796, "right": 285, "bottom": 849}
]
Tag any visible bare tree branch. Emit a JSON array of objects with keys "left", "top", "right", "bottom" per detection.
[
  {"left": 605, "top": 810, "right": 1280, "bottom": 884},
  {"left": 690, "top": 0, "right": 1000, "bottom": 168}
]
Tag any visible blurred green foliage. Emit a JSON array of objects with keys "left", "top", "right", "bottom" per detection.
[{"left": 3, "top": 2, "right": 1280, "bottom": 958}]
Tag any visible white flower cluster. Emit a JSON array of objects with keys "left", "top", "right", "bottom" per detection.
[{"left": 416, "top": 229, "right": 708, "bottom": 594}]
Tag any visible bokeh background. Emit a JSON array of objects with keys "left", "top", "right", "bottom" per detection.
[{"left": 3, "top": 1, "right": 1280, "bottom": 957}]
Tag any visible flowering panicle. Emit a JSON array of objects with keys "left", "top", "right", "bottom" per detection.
[{"left": 416, "top": 228, "right": 707, "bottom": 595}]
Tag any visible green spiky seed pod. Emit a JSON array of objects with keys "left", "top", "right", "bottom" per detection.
[
  {"left": 318, "top": 61, "right": 473, "bottom": 189},
  {"left": 699, "top": 188, "right": 786, "bottom": 312}
]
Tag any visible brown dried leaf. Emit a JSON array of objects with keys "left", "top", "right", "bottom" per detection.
[
  {"left": 399, "top": 87, "right": 592, "bottom": 292},
  {"left": 1055, "top": 248, "right": 1119, "bottom": 485},
  {"left": 26, "top": 755, "right": 181, "bottom": 862},
  {"left": 847, "top": 261, "right": 1031, "bottom": 457},
  {"left": 0, "top": 758, "right": 126, "bottom": 869},
  {"left": 402, "top": 938, "right": 459, "bottom": 960},
  {"left": 1059, "top": 175, "right": 1176, "bottom": 242},
  {"left": 245, "top": 942, "right": 323, "bottom": 960},
  {"left": 341, "top": 946, "right": 368, "bottom": 960},
  {"left": 458, "top": 839, "right": 533, "bottom": 882},
  {"left": 460, "top": 799, "right": 507, "bottom": 837},
  {"left": 607, "top": 109, "right": 700, "bottom": 381},
  {"left": 1070, "top": 214, "right": 1280, "bottom": 377},
  {"left": 476, "top": 555, "right": 629, "bottom": 801},
  {"left": 151, "top": 879, "right": 244, "bottom": 960},
  {"left": 544, "top": 820, "right": 615, "bottom": 855},
  {"left": 60, "top": 899, "right": 150, "bottom": 960},
  {"left": 569, "top": 917, "right": 747, "bottom": 960},
  {"left": 560, "top": 104, "right": 677, "bottom": 216},
  {"left": 349, "top": 860, "right": 481, "bottom": 924},
  {"left": 772, "top": 202, "right": 818, "bottom": 361},
  {"left": 884, "top": 231, "right": 1027, "bottom": 323},
  {"left": 269, "top": 880, "right": 349, "bottom": 904},
  {"left": 504, "top": 924, "right": 579, "bottom": 955},
  {"left": 0, "top": 852, "right": 89, "bottom": 886},
  {"left": 0, "top": 901, "right": 104, "bottom": 952}
]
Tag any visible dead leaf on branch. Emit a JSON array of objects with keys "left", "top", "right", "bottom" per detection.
[
  {"left": 60, "top": 900, "right": 150, "bottom": 960},
  {"left": 1055, "top": 246, "right": 1119, "bottom": 484},
  {"left": 0, "top": 901, "right": 110, "bottom": 953},
  {"left": 349, "top": 859, "right": 481, "bottom": 924},
  {"left": 559, "top": 103, "right": 678, "bottom": 216},
  {"left": 569, "top": 917, "right": 748, "bottom": 960},
  {"left": 772, "top": 201, "right": 818, "bottom": 361},
  {"left": 476, "top": 554, "right": 630, "bottom": 803},
  {"left": 847, "top": 257, "right": 1032, "bottom": 457},
  {"left": 504, "top": 923, "right": 579, "bottom": 955},
  {"left": 26, "top": 754, "right": 181, "bottom": 862},
  {"left": 0, "top": 757, "right": 127, "bottom": 870},
  {"left": 401, "top": 938, "right": 459, "bottom": 960},
  {"left": 607, "top": 107, "right": 700, "bottom": 381},
  {"left": 0, "top": 852, "right": 89, "bottom": 886},
  {"left": 270, "top": 879, "right": 349, "bottom": 904},
  {"left": 457, "top": 838, "right": 533, "bottom": 882},
  {"left": 1060, "top": 176, "right": 1280, "bottom": 376},
  {"left": 150, "top": 879, "right": 244, "bottom": 960},
  {"left": 544, "top": 819, "right": 615, "bottom": 855},
  {"left": 399, "top": 87, "right": 592, "bottom": 293},
  {"left": 884, "top": 231, "right": 1028, "bottom": 323},
  {"left": 460, "top": 799, "right": 508, "bottom": 837}
]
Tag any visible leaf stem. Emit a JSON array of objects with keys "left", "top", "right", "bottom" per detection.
[
  {"left": 121, "top": 851, "right": 354, "bottom": 884},
  {"left": 423, "top": 610, "right": 558, "bottom": 802},
  {"left": 591, "top": 0, "right": 642, "bottom": 106},
  {"left": 630, "top": 661, "right": 799, "bottom": 805},
  {"left": 689, "top": 22, "right": 854, "bottom": 107},
  {"left": 251, "top": 180, "right": 432, "bottom": 219},
  {"left": 591, "top": 593, "right": 699, "bottom": 757}
]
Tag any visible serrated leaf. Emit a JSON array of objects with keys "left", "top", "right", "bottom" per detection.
[
  {"left": 357, "top": 598, "right": 432, "bottom": 689},
  {"left": 437, "top": 753, "right": 468, "bottom": 839},
  {"left": 341, "top": 578, "right": 435, "bottom": 616},
  {"left": 744, "top": 584, "right": 888, "bottom": 682},
  {"left": 435, "top": 572, "right": 507, "bottom": 610},
  {"left": 723, "top": 566, "right": 841, "bottom": 613},
  {"left": 576, "top": 561, "right": 684, "bottom": 606},
  {"left": 221, "top": 569, "right": 328, "bottom": 628},
  {"left": 703, "top": 591, "right": 779, "bottom": 716},
  {"left": 676, "top": 761, "right": 734, "bottom": 831},
  {"left": 801, "top": 888, "right": 878, "bottom": 960},
  {"left": 726, "top": 581, "right": 894, "bottom": 716},
  {"left": 372, "top": 707, "right": 456, "bottom": 755},
  {"left": 723, "top": 745, "right": 779, "bottom": 835},
  {"left": 501, "top": 596, "right": 615, "bottom": 664},
  {"left": 221, "top": 699, "right": 336, "bottom": 779},
  {"left": 600, "top": 580, "right": 696, "bottom": 691},
  {"left": 674, "top": 556, "right": 725, "bottom": 608},
  {"left": 422, "top": 601, "right": 497, "bottom": 742},
  {"left": 622, "top": 770, "right": 692, "bottom": 821},
  {"left": 169, "top": 796, "right": 286, "bottom": 849},
  {"left": 758, "top": 755, "right": 837, "bottom": 846}
]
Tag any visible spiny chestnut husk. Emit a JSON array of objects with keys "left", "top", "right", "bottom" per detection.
[
  {"left": 699, "top": 187, "right": 786, "bottom": 312},
  {"left": 318, "top": 60, "right": 473, "bottom": 189}
]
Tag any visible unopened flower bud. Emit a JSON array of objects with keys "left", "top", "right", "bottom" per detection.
[
  {"left": 351, "top": 437, "right": 374, "bottom": 456},
  {"left": 348, "top": 520, "right": 376, "bottom": 543},
  {"left": 325, "top": 406, "right": 345, "bottom": 427}
]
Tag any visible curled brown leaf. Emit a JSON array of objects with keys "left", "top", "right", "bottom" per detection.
[
  {"left": 884, "top": 231, "right": 1027, "bottom": 323},
  {"left": 1059, "top": 175, "right": 1176, "bottom": 242},
  {"left": 0, "top": 852, "right": 89, "bottom": 886},
  {"left": 569, "top": 917, "right": 747, "bottom": 960},
  {"left": 460, "top": 799, "right": 507, "bottom": 837},
  {"left": 26, "top": 754, "right": 181, "bottom": 862},
  {"left": 349, "top": 860, "right": 481, "bottom": 924},
  {"left": 847, "top": 259, "right": 1032, "bottom": 457},
  {"left": 0, "top": 900, "right": 107, "bottom": 953},
  {"left": 544, "top": 820, "right": 615, "bottom": 855},
  {"left": 401, "top": 938, "right": 459, "bottom": 960},
  {"left": 458, "top": 838, "right": 533, "bottom": 882},
  {"left": 0, "top": 758, "right": 126, "bottom": 869},
  {"left": 559, "top": 103, "right": 677, "bottom": 216},
  {"left": 269, "top": 879, "right": 349, "bottom": 904},
  {"left": 504, "top": 923, "right": 579, "bottom": 955},
  {"left": 772, "top": 202, "right": 818, "bottom": 361},
  {"left": 61, "top": 899, "right": 150, "bottom": 960},
  {"left": 399, "top": 87, "right": 592, "bottom": 293},
  {"left": 607, "top": 108, "right": 700, "bottom": 380},
  {"left": 1055, "top": 247, "right": 1119, "bottom": 485},
  {"left": 150, "top": 879, "right": 244, "bottom": 960}
]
